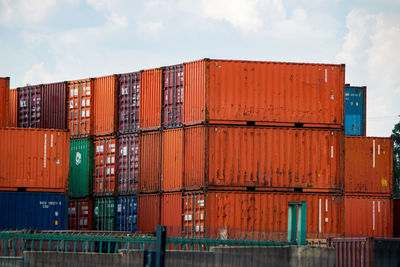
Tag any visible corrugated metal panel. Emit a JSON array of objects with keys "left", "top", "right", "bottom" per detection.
[
  {"left": 118, "top": 72, "right": 140, "bottom": 134},
  {"left": 184, "top": 125, "right": 343, "bottom": 191},
  {"left": 181, "top": 191, "right": 343, "bottom": 240},
  {"left": 68, "top": 197, "right": 93, "bottom": 230},
  {"left": 138, "top": 193, "right": 160, "bottom": 233},
  {"left": 345, "top": 137, "right": 393, "bottom": 194},
  {"left": 93, "top": 136, "right": 116, "bottom": 196},
  {"left": 344, "top": 195, "right": 392, "bottom": 237},
  {"left": 17, "top": 85, "right": 42, "bottom": 128},
  {"left": 139, "top": 131, "right": 161, "bottom": 192},
  {"left": 68, "top": 79, "right": 93, "bottom": 138},
  {"left": 115, "top": 195, "right": 137, "bottom": 232},
  {"left": 41, "top": 82, "right": 68, "bottom": 129},
  {"left": 162, "top": 64, "right": 183, "bottom": 128},
  {"left": 0, "top": 77, "right": 9, "bottom": 127},
  {"left": 140, "top": 69, "right": 162, "bottom": 130},
  {"left": 161, "top": 192, "right": 182, "bottom": 237},
  {"left": 0, "top": 192, "right": 67, "bottom": 230},
  {"left": 93, "top": 75, "right": 118, "bottom": 136},
  {"left": 93, "top": 197, "right": 115, "bottom": 231},
  {"left": 184, "top": 59, "right": 345, "bottom": 127},
  {"left": 162, "top": 128, "right": 183, "bottom": 191},
  {"left": 117, "top": 134, "right": 139, "bottom": 194},
  {"left": 69, "top": 138, "right": 93, "bottom": 198},
  {"left": 0, "top": 128, "right": 69, "bottom": 192},
  {"left": 394, "top": 200, "right": 400, "bottom": 237},
  {"left": 345, "top": 85, "right": 366, "bottom": 136},
  {"left": 8, "top": 88, "right": 17, "bottom": 127}
]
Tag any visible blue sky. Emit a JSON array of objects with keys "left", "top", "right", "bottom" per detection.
[{"left": 1, "top": 0, "right": 399, "bottom": 136}]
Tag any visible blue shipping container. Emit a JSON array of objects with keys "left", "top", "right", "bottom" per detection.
[
  {"left": 0, "top": 192, "right": 68, "bottom": 230},
  {"left": 345, "top": 85, "right": 366, "bottom": 136},
  {"left": 115, "top": 195, "right": 137, "bottom": 232}
]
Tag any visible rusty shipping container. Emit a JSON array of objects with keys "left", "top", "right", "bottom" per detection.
[
  {"left": 0, "top": 77, "right": 9, "bottom": 127},
  {"left": 344, "top": 195, "right": 392, "bottom": 237},
  {"left": 184, "top": 125, "right": 343, "bottom": 191},
  {"left": 184, "top": 59, "right": 345, "bottom": 127},
  {"left": 161, "top": 192, "right": 182, "bottom": 237},
  {"left": 162, "top": 128, "right": 183, "bottom": 192},
  {"left": 68, "top": 198, "right": 93, "bottom": 230},
  {"left": 329, "top": 237, "right": 400, "bottom": 267},
  {"left": 0, "top": 128, "right": 69, "bottom": 192},
  {"left": 138, "top": 193, "right": 160, "bottom": 233},
  {"left": 139, "top": 131, "right": 161, "bottom": 192},
  {"left": 17, "top": 84, "right": 42, "bottom": 128},
  {"left": 345, "top": 136, "right": 393, "bottom": 194},
  {"left": 171, "top": 191, "right": 343, "bottom": 241},
  {"left": 117, "top": 134, "right": 139, "bottom": 194},
  {"left": 162, "top": 64, "right": 183, "bottom": 129},
  {"left": 41, "top": 82, "right": 68, "bottom": 129},
  {"left": 140, "top": 68, "right": 162, "bottom": 130},
  {"left": 93, "top": 75, "right": 118, "bottom": 136},
  {"left": 93, "top": 136, "right": 116, "bottom": 196},
  {"left": 68, "top": 79, "right": 93, "bottom": 138},
  {"left": 118, "top": 72, "right": 140, "bottom": 134},
  {"left": 8, "top": 88, "right": 17, "bottom": 127}
]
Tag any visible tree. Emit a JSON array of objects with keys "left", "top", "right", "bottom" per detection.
[{"left": 392, "top": 120, "right": 400, "bottom": 198}]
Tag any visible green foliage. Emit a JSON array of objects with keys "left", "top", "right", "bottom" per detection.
[{"left": 392, "top": 120, "right": 400, "bottom": 198}]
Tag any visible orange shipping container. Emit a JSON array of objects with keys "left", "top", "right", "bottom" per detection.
[
  {"left": 140, "top": 69, "right": 161, "bottom": 130},
  {"left": 162, "top": 128, "right": 183, "bottom": 191},
  {"left": 68, "top": 79, "right": 94, "bottom": 138},
  {"left": 138, "top": 193, "right": 160, "bottom": 233},
  {"left": 139, "top": 131, "right": 161, "bottom": 192},
  {"left": 0, "top": 77, "right": 9, "bottom": 127},
  {"left": 177, "top": 191, "right": 344, "bottom": 240},
  {"left": 184, "top": 59, "right": 345, "bottom": 127},
  {"left": 345, "top": 137, "right": 393, "bottom": 194},
  {"left": 93, "top": 136, "right": 116, "bottom": 196},
  {"left": 344, "top": 195, "right": 392, "bottom": 237},
  {"left": 93, "top": 75, "right": 118, "bottom": 136},
  {"left": 8, "top": 88, "right": 17, "bottom": 127},
  {"left": 0, "top": 128, "right": 69, "bottom": 192},
  {"left": 184, "top": 125, "right": 344, "bottom": 191},
  {"left": 161, "top": 192, "right": 182, "bottom": 237}
]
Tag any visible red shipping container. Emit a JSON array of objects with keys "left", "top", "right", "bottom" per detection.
[
  {"left": 118, "top": 72, "right": 140, "bottom": 134},
  {"left": 93, "top": 75, "right": 118, "bottom": 136},
  {"left": 93, "top": 136, "right": 116, "bottom": 196},
  {"left": 140, "top": 69, "right": 161, "bottom": 130},
  {"left": 184, "top": 125, "right": 343, "bottom": 191},
  {"left": 162, "top": 64, "right": 183, "bottom": 128},
  {"left": 68, "top": 79, "right": 93, "bottom": 138},
  {"left": 8, "top": 88, "right": 17, "bottom": 127},
  {"left": 184, "top": 59, "right": 345, "bottom": 127},
  {"left": 394, "top": 199, "right": 400, "bottom": 237},
  {"left": 345, "top": 137, "right": 393, "bottom": 194},
  {"left": 0, "top": 128, "right": 69, "bottom": 192},
  {"left": 41, "top": 82, "right": 68, "bottom": 129},
  {"left": 138, "top": 193, "right": 160, "bottom": 233},
  {"left": 162, "top": 128, "right": 183, "bottom": 192},
  {"left": 161, "top": 192, "right": 182, "bottom": 237},
  {"left": 139, "top": 131, "right": 161, "bottom": 192},
  {"left": 0, "top": 77, "right": 9, "bottom": 127},
  {"left": 117, "top": 134, "right": 139, "bottom": 194},
  {"left": 344, "top": 195, "right": 392, "bottom": 237},
  {"left": 178, "top": 191, "right": 344, "bottom": 240},
  {"left": 17, "top": 85, "right": 42, "bottom": 128},
  {"left": 68, "top": 198, "right": 93, "bottom": 230}
]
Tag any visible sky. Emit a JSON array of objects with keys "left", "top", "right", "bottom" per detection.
[{"left": 0, "top": 0, "right": 399, "bottom": 137}]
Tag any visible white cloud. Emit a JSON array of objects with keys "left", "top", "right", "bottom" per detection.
[
  {"left": 0, "top": 0, "right": 57, "bottom": 25},
  {"left": 23, "top": 62, "right": 53, "bottom": 85},
  {"left": 137, "top": 21, "right": 163, "bottom": 35}
]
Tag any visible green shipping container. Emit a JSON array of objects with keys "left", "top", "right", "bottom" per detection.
[
  {"left": 94, "top": 197, "right": 115, "bottom": 230},
  {"left": 69, "top": 139, "right": 93, "bottom": 198}
]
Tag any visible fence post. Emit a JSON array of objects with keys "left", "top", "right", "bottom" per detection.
[{"left": 155, "top": 225, "right": 166, "bottom": 267}]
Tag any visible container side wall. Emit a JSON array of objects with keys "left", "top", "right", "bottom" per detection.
[
  {"left": 41, "top": 82, "right": 68, "bottom": 129},
  {"left": 93, "top": 197, "right": 115, "bottom": 230},
  {"left": 117, "top": 134, "right": 139, "bottom": 194},
  {"left": 139, "top": 131, "right": 161, "bottom": 192},
  {"left": 0, "top": 77, "right": 9, "bottom": 127},
  {"left": 68, "top": 198, "right": 93, "bottom": 230},
  {"left": 161, "top": 192, "right": 182, "bottom": 237},
  {"left": 8, "top": 88, "right": 18, "bottom": 127},
  {"left": 93, "top": 75, "right": 118, "bottom": 136},
  {"left": 118, "top": 72, "right": 140, "bottom": 134},
  {"left": 140, "top": 69, "right": 161, "bottom": 130},
  {"left": 162, "top": 64, "right": 184, "bottom": 128},
  {"left": 69, "top": 138, "right": 93, "bottom": 198},
  {"left": 162, "top": 129, "right": 183, "bottom": 191},
  {"left": 138, "top": 194, "right": 160, "bottom": 233},
  {"left": 93, "top": 136, "right": 116, "bottom": 196},
  {"left": 17, "top": 85, "right": 42, "bottom": 128},
  {"left": 184, "top": 126, "right": 206, "bottom": 189},
  {"left": 115, "top": 195, "right": 137, "bottom": 232}
]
